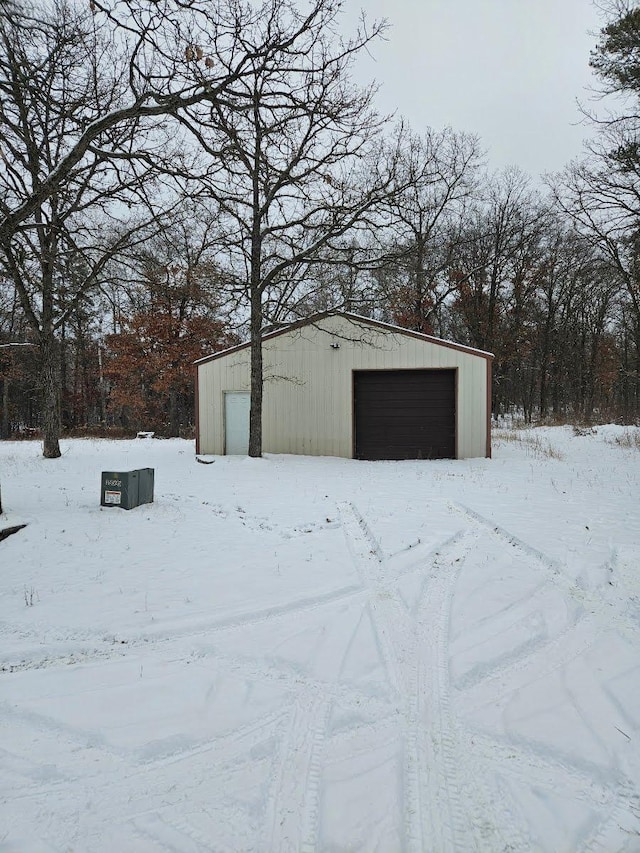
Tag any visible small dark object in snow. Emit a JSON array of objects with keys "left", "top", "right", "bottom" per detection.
[
  {"left": 614, "top": 725, "right": 631, "bottom": 740},
  {"left": 196, "top": 457, "right": 215, "bottom": 465},
  {"left": 573, "top": 425, "right": 597, "bottom": 437},
  {"left": 0, "top": 523, "right": 27, "bottom": 542}
]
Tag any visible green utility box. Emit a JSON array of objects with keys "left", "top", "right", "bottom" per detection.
[{"left": 101, "top": 468, "right": 154, "bottom": 510}]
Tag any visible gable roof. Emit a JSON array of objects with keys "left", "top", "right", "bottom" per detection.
[{"left": 194, "top": 311, "right": 494, "bottom": 367}]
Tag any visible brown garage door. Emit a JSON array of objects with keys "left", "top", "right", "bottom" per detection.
[{"left": 354, "top": 369, "right": 456, "bottom": 460}]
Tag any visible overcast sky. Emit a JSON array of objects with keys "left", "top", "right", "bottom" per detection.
[{"left": 343, "top": 0, "right": 604, "bottom": 178}]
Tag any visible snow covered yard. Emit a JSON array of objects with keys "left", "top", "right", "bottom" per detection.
[{"left": 1, "top": 426, "right": 639, "bottom": 852}]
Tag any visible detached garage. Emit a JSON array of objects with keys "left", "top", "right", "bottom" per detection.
[{"left": 195, "top": 312, "right": 493, "bottom": 460}]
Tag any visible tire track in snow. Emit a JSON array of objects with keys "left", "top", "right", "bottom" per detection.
[
  {"left": 3, "top": 710, "right": 287, "bottom": 849},
  {"left": 454, "top": 502, "right": 640, "bottom": 634},
  {"left": 450, "top": 579, "right": 566, "bottom": 673},
  {"left": 452, "top": 502, "right": 639, "bottom": 708},
  {"left": 337, "top": 502, "right": 403, "bottom": 698},
  {"left": 0, "top": 582, "right": 364, "bottom": 674},
  {"left": 130, "top": 812, "right": 209, "bottom": 853},
  {"left": 454, "top": 730, "right": 536, "bottom": 852},
  {"left": 323, "top": 716, "right": 399, "bottom": 764},
  {"left": 200, "top": 647, "right": 394, "bottom": 719},
  {"left": 341, "top": 501, "right": 621, "bottom": 853},
  {"left": 467, "top": 731, "right": 623, "bottom": 806},
  {"left": 460, "top": 609, "right": 606, "bottom": 713},
  {"left": 461, "top": 730, "right": 640, "bottom": 851},
  {"left": 449, "top": 504, "right": 640, "bottom": 848},
  {"left": 384, "top": 531, "right": 469, "bottom": 619},
  {"left": 263, "top": 687, "right": 330, "bottom": 853},
  {"left": 6, "top": 498, "right": 471, "bottom": 849},
  {"left": 2, "top": 701, "right": 286, "bottom": 808},
  {"left": 338, "top": 501, "right": 478, "bottom": 852},
  {"left": 1, "top": 631, "right": 396, "bottom": 821},
  {"left": 410, "top": 529, "right": 480, "bottom": 853},
  {"left": 352, "top": 511, "right": 489, "bottom": 851},
  {"left": 579, "top": 783, "right": 640, "bottom": 853}
]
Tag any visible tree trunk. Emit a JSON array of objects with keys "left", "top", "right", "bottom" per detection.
[
  {"left": 538, "top": 299, "right": 554, "bottom": 418},
  {"left": 1, "top": 377, "right": 8, "bottom": 439},
  {"left": 40, "top": 334, "right": 61, "bottom": 458},
  {"left": 248, "top": 287, "right": 263, "bottom": 457},
  {"left": 248, "top": 130, "right": 263, "bottom": 459},
  {"left": 413, "top": 239, "right": 426, "bottom": 332},
  {"left": 97, "top": 343, "right": 107, "bottom": 426},
  {"left": 168, "top": 386, "right": 179, "bottom": 437}
]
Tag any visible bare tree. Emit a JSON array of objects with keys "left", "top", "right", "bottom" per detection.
[
  {"left": 446, "top": 169, "right": 543, "bottom": 350},
  {"left": 0, "top": 0, "right": 347, "bottom": 457},
  {"left": 175, "top": 0, "right": 399, "bottom": 456},
  {"left": 0, "top": 0, "right": 290, "bottom": 246},
  {"left": 103, "top": 217, "right": 236, "bottom": 436},
  {"left": 551, "top": 1, "right": 640, "bottom": 411},
  {"left": 1, "top": 0, "right": 153, "bottom": 454},
  {"left": 378, "top": 126, "right": 481, "bottom": 334}
]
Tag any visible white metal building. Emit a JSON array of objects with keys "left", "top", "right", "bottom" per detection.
[{"left": 195, "top": 312, "right": 493, "bottom": 460}]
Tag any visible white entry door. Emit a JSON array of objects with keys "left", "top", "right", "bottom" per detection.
[{"left": 224, "top": 392, "right": 250, "bottom": 455}]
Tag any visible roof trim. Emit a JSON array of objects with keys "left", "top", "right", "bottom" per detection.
[{"left": 194, "top": 311, "right": 494, "bottom": 366}]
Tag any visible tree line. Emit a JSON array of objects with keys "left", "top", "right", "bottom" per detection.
[{"left": 1, "top": 0, "right": 640, "bottom": 460}]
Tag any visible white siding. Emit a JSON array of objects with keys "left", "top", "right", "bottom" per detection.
[{"left": 197, "top": 314, "right": 490, "bottom": 458}]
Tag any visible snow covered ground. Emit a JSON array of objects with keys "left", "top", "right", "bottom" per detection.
[{"left": 1, "top": 426, "right": 639, "bottom": 852}]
